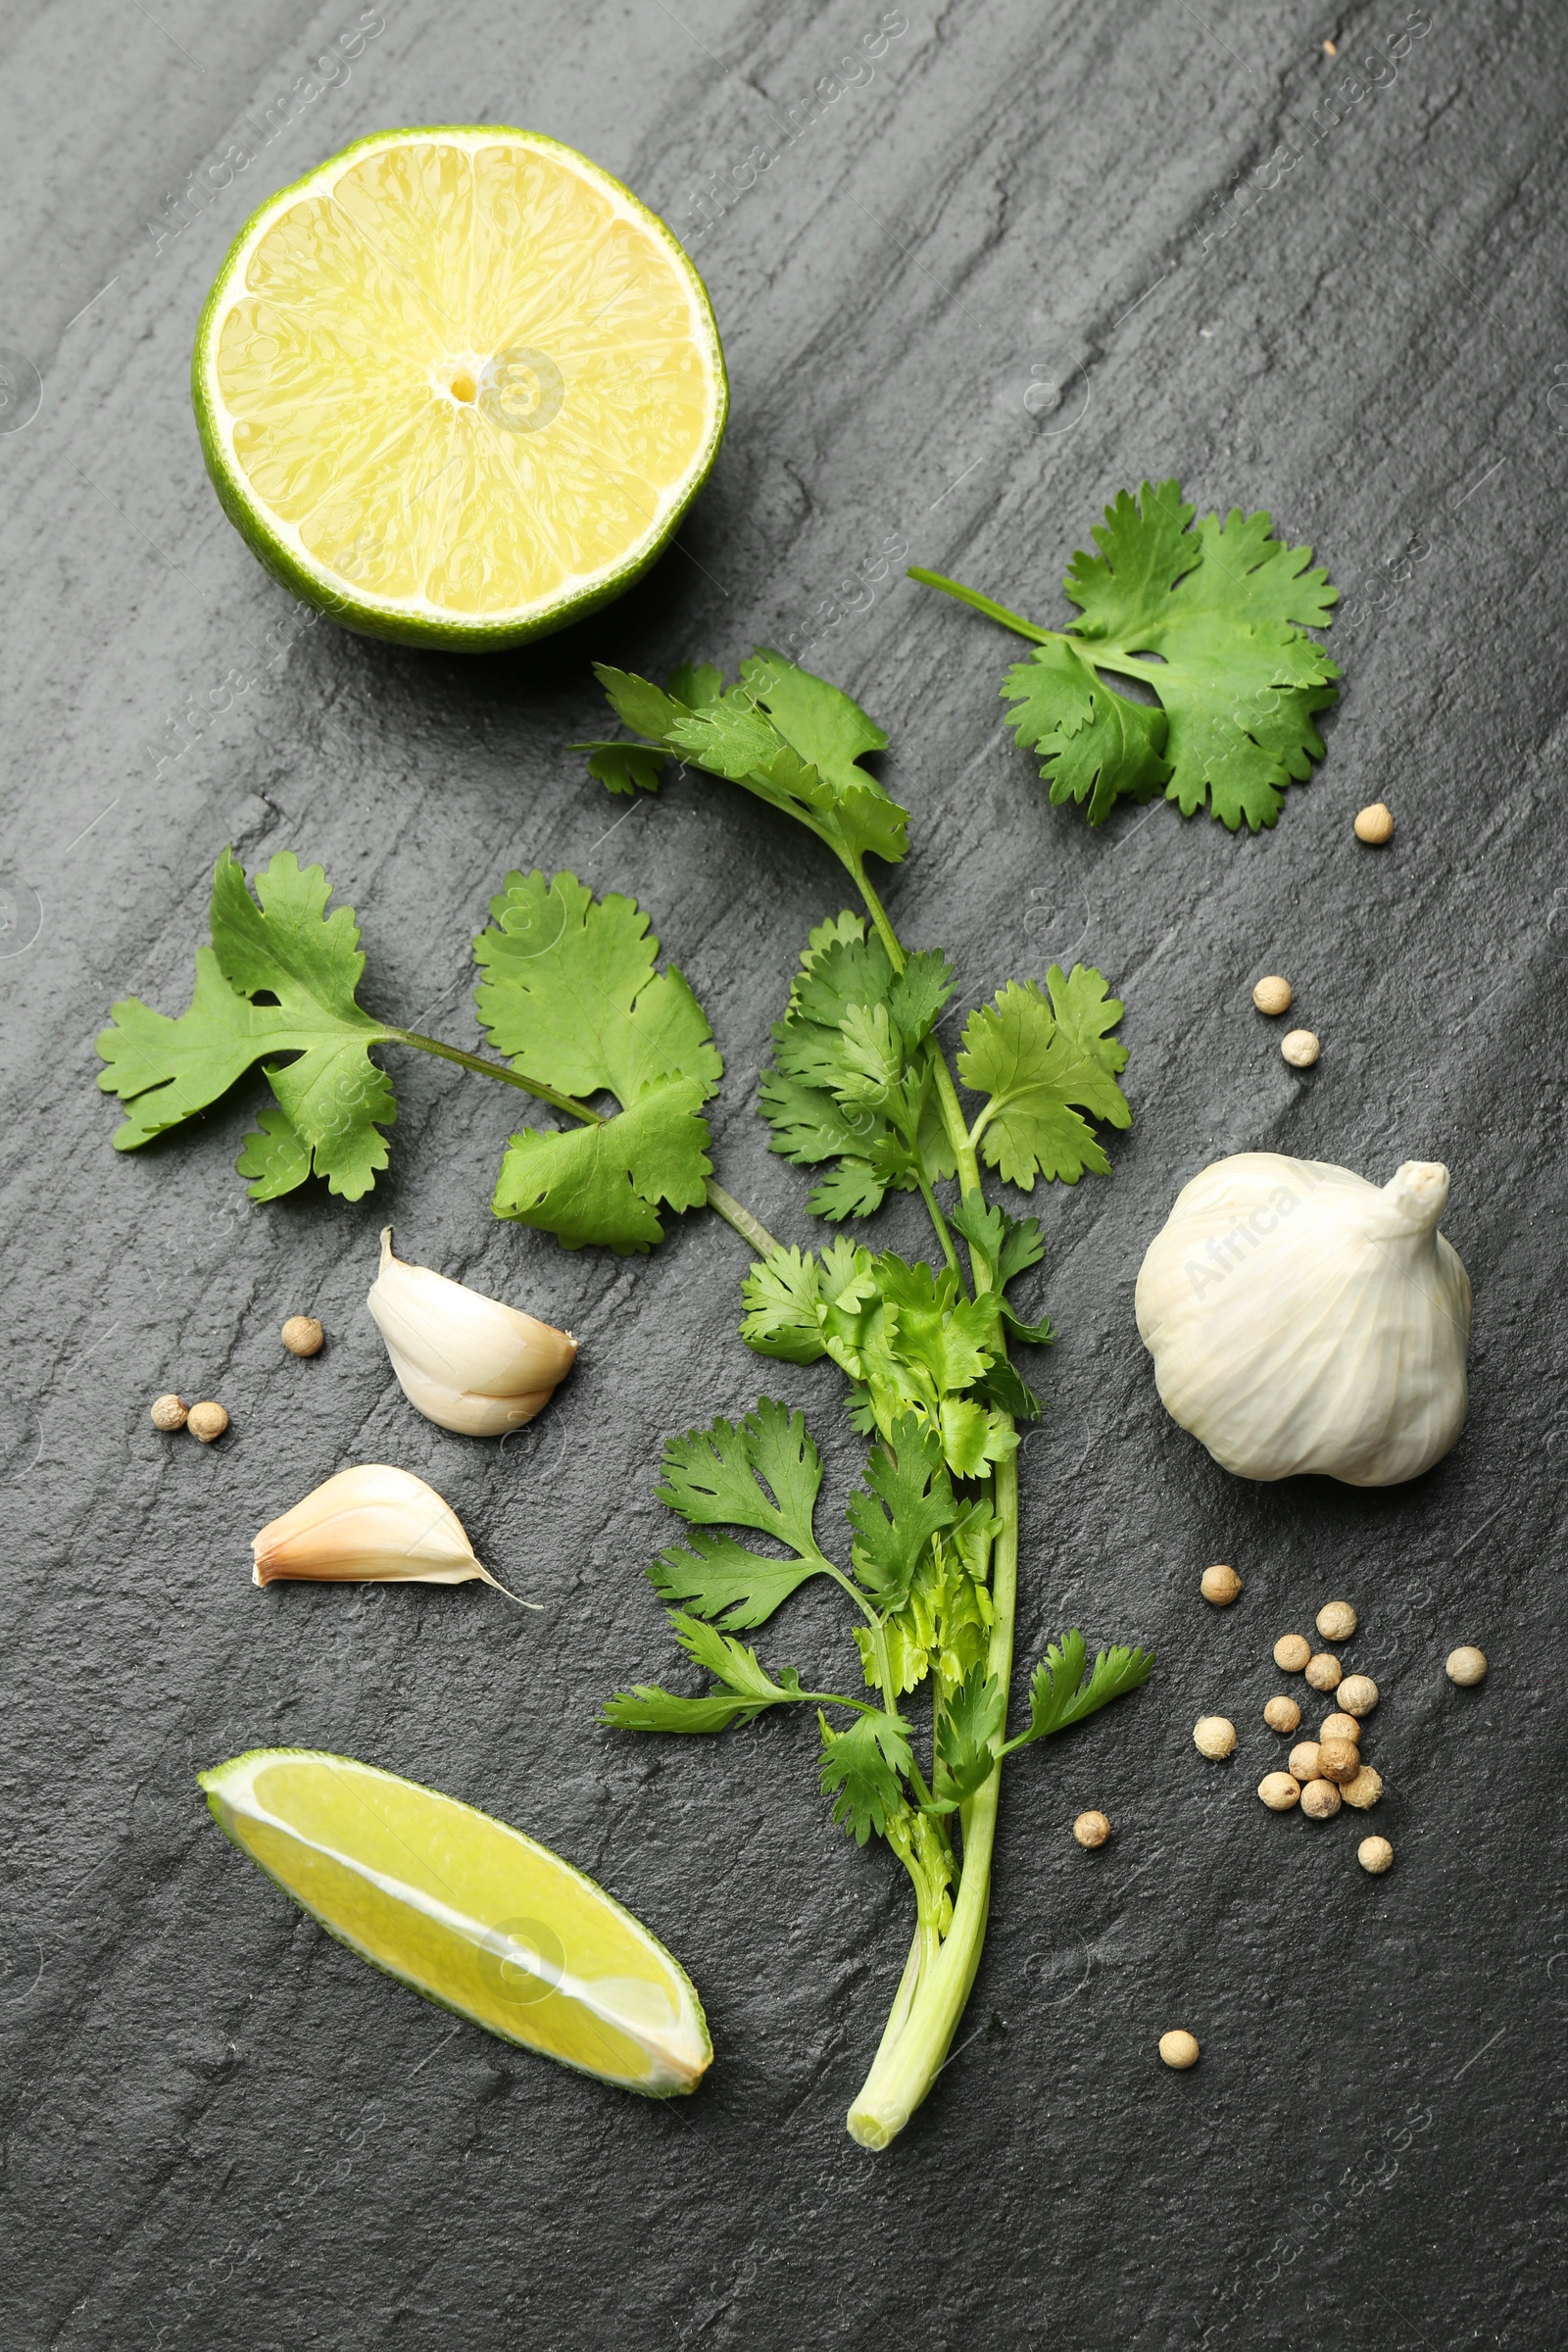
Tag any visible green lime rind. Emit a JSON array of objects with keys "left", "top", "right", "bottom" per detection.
[
  {"left": 199, "top": 1745, "right": 712, "bottom": 2095},
  {"left": 190, "top": 126, "right": 729, "bottom": 654}
]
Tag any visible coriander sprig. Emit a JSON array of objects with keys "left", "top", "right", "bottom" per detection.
[
  {"left": 912, "top": 477, "right": 1339, "bottom": 831},
  {"left": 587, "top": 645, "right": 1152, "bottom": 2148}
]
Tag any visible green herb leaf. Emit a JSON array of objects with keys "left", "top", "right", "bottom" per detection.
[
  {"left": 603, "top": 1614, "right": 807, "bottom": 1736},
  {"left": 587, "top": 655, "right": 910, "bottom": 873},
  {"left": 760, "top": 916, "right": 956, "bottom": 1220},
  {"left": 929, "top": 1663, "right": 1007, "bottom": 1811},
  {"left": 97, "top": 850, "right": 396, "bottom": 1201},
  {"left": 818, "top": 1710, "right": 914, "bottom": 1845},
  {"left": 846, "top": 1414, "right": 959, "bottom": 1613},
  {"left": 738, "top": 1246, "right": 831, "bottom": 1364},
  {"left": 475, "top": 869, "right": 721, "bottom": 1252},
  {"left": 649, "top": 1532, "right": 829, "bottom": 1633},
  {"left": 1004, "top": 1632, "right": 1155, "bottom": 1752},
  {"left": 1002, "top": 637, "right": 1171, "bottom": 826},
  {"left": 571, "top": 740, "right": 670, "bottom": 797},
  {"left": 656, "top": 1399, "right": 823, "bottom": 1557},
  {"left": 957, "top": 966, "right": 1130, "bottom": 1189},
  {"left": 923, "top": 479, "right": 1339, "bottom": 830}
]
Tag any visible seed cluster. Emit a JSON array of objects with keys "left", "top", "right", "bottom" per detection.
[{"left": 147, "top": 1313, "right": 325, "bottom": 1450}]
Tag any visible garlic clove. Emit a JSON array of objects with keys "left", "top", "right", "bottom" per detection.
[
  {"left": 1134, "top": 1152, "right": 1472, "bottom": 1488},
  {"left": 368, "top": 1229, "right": 576, "bottom": 1439},
  {"left": 253, "top": 1463, "right": 488, "bottom": 1588}
]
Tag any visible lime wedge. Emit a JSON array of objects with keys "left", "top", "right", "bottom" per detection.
[
  {"left": 200, "top": 1749, "right": 710, "bottom": 2094},
  {"left": 192, "top": 126, "right": 727, "bottom": 649}
]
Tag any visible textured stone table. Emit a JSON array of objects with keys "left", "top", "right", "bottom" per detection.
[{"left": 2, "top": 3, "right": 1563, "bottom": 2345}]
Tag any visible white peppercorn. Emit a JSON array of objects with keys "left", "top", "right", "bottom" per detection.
[
  {"left": 1342, "top": 1764, "right": 1384, "bottom": 1810},
  {"left": 1252, "top": 975, "right": 1293, "bottom": 1016},
  {"left": 1288, "top": 1740, "right": 1321, "bottom": 1783},
  {"left": 1257, "top": 1771, "right": 1300, "bottom": 1811},
  {"left": 1194, "top": 1716, "right": 1237, "bottom": 1760},
  {"left": 1358, "top": 1836, "right": 1395, "bottom": 1874},
  {"left": 1072, "top": 1811, "right": 1111, "bottom": 1849},
  {"left": 1304, "top": 1652, "right": 1343, "bottom": 1692},
  {"left": 1316, "top": 1599, "right": 1357, "bottom": 1641},
  {"left": 1336, "top": 1674, "right": 1379, "bottom": 1718},
  {"left": 1318, "top": 1712, "right": 1360, "bottom": 1746},
  {"left": 150, "top": 1393, "right": 188, "bottom": 1432},
  {"left": 1263, "top": 1695, "right": 1301, "bottom": 1734},
  {"left": 1274, "top": 1634, "right": 1311, "bottom": 1673},
  {"left": 187, "top": 1401, "right": 229, "bottom": 1444},
  {"left": 1446, "top": 1645, "right": 1487, "bottom": 1688},
  {"left": 1281, "top": 1029, "right": 1320, "bottom": 1068},
  {"left": 1299, "top": 1778, "right": 1342, "bottom": 1820},
  {"left": 1159, "top": 2030, "right": 1200, "bottom": 2070},
  {"left": 1200, "top": 1563, "right": 1243, "bottom": 1605},
  {"left": 281, "top": 1315, "right": 325, "bottom": 1358}
]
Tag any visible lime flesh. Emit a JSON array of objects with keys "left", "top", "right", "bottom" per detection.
[
  {"left": 201, "top": 1748, "right": 711, "bottom": 2094},
  {"left": 191, "top": 127, "right": 727, "bottom": 650}
]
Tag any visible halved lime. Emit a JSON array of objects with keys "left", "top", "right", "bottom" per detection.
[
  {"left": 201, "top": 1748, "right": 710, "bottom": 2094},
  {"left": 191, "top": 127, "right": 727, "bottom": 649}
]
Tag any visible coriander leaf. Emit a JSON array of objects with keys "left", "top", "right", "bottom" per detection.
[
  {"left": 938, "top": 1396, "right": 1013, "bottom": 1478},
  {"left": 929, "top": 1663, "right": 1007, "bottom": 1811},
  {"left": 588, "top": 654, "right": 910, "bottom": 873},
  {"left": 1064, "top": 479, "right": 1340, "bottom": 831},
  {"left": 656, "top": 1400, "right": 824, "bottom": 1557},
  {"left": 650, "top": 1532, "right": 828, "bottom": 1631},
  {"left": 601, "top": 1686, "right": 773, "bottom": 1735},
  {"left": 976, "top": 1353, "right": 1042, "bottom": 1423},
  {"left": 603, "top": 1615, "right": 807, "bottom": 1735},
  {"left": 572, "top": 741, "right": 670, "bottom": 797},
  {"left": 1002, "top": 638, "right": 1171, "bottom": 825},
  {"left": 949, "top": 1199, "right": 1050, "bottom": 1298},
  {"left": 739, "top": 1247, "right": 828, "bottom": 1364},
  {"left": 818, "top": 1709, "right": 913, "bottom": 1845},
  {"left": 847, "top": 1414, "right": 959, "bottom": 1613},
  {"left": 1004, "top": 1631, "right": 1154, "bottom": 1752},
  {"left": 97, "top": 849, "right": 396, "bottom": 1201},
  {"left": 475, "top": 870, "right": 722, "bottom": 1253},
  {"left": 475, "top": 870, "right": 720, "bottom": 1103},
  {"left": 673, "top": 1611, "right": 805, "bottom": 1705},
  {"left": 491, "top": 1083, "right": 712, "bottom": 1253},
  {"left": 957, "top": 965, "right": 1130, "bottom": 1189},
  {"left": 760, "top": 916, "right": 956, "bottom": 1221},
  {"left": 234, "top": 1105, "right": 312, "bottom": 1201}
]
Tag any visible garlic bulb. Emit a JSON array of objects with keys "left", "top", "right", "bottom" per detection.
[
  {"left": 368, "top": 1229, "right": 577, "bottom": 1437},
  {"left": 254, "top": 1463, "right": 492, "bottom": 1586},
  {"left": 1135, "top": 1153, "right": 1471, "bottom": 1486}
]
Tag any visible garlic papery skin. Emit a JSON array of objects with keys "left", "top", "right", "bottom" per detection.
[
  {"left": 1134, "top": 1154, "right": 1472, "bottom": 1487},
  {"left": 368, "top": 1229, "right": 577, "bottom": 1438},
  {"left": 253, "top": 1463, "right": 491, "bottom": 1588}
]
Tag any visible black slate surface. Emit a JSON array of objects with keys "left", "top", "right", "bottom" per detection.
[{"left": 2, "top": 4, "right": 1564, "bottom": 2346}]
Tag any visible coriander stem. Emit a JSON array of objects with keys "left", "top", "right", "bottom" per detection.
[
  {"left": 913, "top": 1167, "right": 959, "bottom": 1275},
  {"left": 906, "top": 566, "right": 1059, "bottom": 646},
  {"left": 846, "top": 857, "right": 906, "bottom": 974},
  {"left": 385, "top": 1029, "right": 603, "bottom": 1125},
  {"left": 386, "top": 1030, "right": 782, "bottom": 1257},
  {"left": 704, "top": 1178, "right": 782, "bottom": 1258},
  {"left": 906, "top": 566, "right": 1166, "bottom": 683}
]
